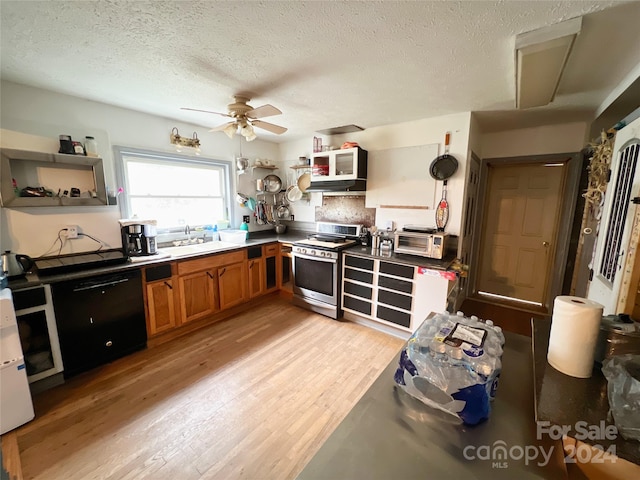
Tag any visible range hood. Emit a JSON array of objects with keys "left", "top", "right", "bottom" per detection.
[{"left": 304, "top": 179, "right": 367, "bottom": 193}]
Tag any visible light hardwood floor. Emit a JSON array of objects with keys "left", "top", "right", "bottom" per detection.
[{"left": 13, "top": 298, "right": 403, "bottom": 479}]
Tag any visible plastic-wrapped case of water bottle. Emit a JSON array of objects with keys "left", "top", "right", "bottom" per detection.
[{"left": 394, "top": 311, "right": 506, "bottom": 425}]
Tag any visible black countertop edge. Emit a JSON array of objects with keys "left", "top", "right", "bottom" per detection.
[
  {"left": 344, "top": 246, "right": 456, "bottom": 271},
  {"left": 8, "top": 232, "right": 314, "bottom": 291}
]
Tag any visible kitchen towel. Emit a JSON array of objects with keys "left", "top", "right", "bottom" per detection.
[{"left": 547, "top": 296, "right": 604, "bottom": 378}]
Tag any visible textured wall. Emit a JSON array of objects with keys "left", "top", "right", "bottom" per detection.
[{"left": 315, "top": 196, "right": 375, "bottom": 227}]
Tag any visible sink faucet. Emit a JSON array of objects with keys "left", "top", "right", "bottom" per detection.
[{"left": 184, "top": 225, "right": 191, "bottom": 242}]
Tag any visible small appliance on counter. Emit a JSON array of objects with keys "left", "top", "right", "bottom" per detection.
[
  {"left": 1, "top": 251, "right": 34, "bottom": 278},
  {"left": 118, "top": 219, "right": 158, "bottom": 257},
  {"left": 394, "top": 226, "right": 448, "bottom": 259}
]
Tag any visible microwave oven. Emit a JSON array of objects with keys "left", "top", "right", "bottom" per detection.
[{"left": 394, "top": 231, "right": 448, "bottom": 259}]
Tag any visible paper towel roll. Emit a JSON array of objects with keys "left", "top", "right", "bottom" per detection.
[{"left": 547, "top": 296, "right": 604, "bottom": 378}]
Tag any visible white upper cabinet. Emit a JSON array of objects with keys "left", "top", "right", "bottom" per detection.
[{"left": 310, "top": 147, "right": 367, "bottom": 182}]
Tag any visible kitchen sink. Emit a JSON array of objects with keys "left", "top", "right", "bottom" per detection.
[{"left": 159, "top": 241, "right": 239, "bottom": 258}]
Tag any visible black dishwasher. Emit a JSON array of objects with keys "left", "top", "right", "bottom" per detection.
[{"left": 51, "top": 269, "right": 147, "bottom": 378}]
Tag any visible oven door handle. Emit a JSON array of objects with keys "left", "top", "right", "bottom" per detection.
[{"left": 293, "top": 253, "right": 337, "bottom": 263}]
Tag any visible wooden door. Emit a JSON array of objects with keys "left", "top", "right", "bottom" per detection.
[
  {"left": 146, "top": 279, "right": 177, "bottom": 335},
  {"left": 477, "top": 162, "right": 566, "bottom": 306},
  {"left": 247, "top": 258, "right": 265, "bottom": 298},
  {"left": 179, "top": 270, "right": 217, "bottom": 323},
  {"left": 588, "top": 116, "right": 640, "bottom": 314},
  {"left": 218, "top": 262, "right": 247, "bottom": 310}
]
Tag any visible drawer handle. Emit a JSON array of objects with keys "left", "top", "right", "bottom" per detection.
[
  {"left": 105, "top": 340, "right": 113, "bottom": 347},
  {"left": 249, "top": 261, "right": 254, "bottom": 269},
  {"left": 207, "top": 271, "right": 214, "bottom": 279},
  {"left": 164, "top": 281, "right": 173, "bottom": 290}
]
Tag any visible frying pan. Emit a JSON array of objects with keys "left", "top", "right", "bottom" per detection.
[
  {"left": 430, "top": 132, "right": 458, "bottom": 180},
  {"left": 430, "top": 132, "right": 458, "bottom": 231}
]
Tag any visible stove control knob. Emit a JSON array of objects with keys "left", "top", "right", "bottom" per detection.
[
  {"left": 300, "top": 248, "right": 306, "bottom": 254},
  {"left": 320, "top": 251, "right": 325, "bottom": 257},
  {"left": 310, "top": 249, "right": 316, "bottom": 256}
]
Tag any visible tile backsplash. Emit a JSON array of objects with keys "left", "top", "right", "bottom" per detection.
[{"left": 315, "top": 195, "right": 375, "bottom": 227}]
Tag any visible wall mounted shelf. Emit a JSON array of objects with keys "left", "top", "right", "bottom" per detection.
[{"left": 0, "top": 148, "right": 108, "bottom": 207}]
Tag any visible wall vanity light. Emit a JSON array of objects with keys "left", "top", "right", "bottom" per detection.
[{"left": 170, "top": 127, "right": 201, "bottom": 154}]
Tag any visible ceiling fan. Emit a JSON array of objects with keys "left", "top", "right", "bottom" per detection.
[{"left": 182, "top": 95, "right": 287, "bottom": 141}]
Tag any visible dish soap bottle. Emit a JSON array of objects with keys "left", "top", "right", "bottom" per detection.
[{"left": 240, "top": 221, "right": 249, "bottom": 239}]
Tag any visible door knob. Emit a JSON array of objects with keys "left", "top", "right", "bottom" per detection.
[{"left": 542, "top": 241, "right": 549, "bottom": 247}]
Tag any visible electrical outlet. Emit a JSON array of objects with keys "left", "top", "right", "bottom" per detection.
[
  {"left": 243, "top": 215, "right": 250, "bottom": 224},
  {"left": 290, "top": 215, "right": 295, "bottom": 221},
  {"left": 66, "top": 225, "right": 79, "bottom": 239}
]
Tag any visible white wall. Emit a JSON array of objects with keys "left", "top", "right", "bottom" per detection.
[
  {"left": 480, "top": 122, "right": 589, "bottom": 158},
  {"left": 0, "top": 81, "right": 279, "bottom": 257},
  {"left": 277, "top": 112, "right": 473, "bottom": 236}
]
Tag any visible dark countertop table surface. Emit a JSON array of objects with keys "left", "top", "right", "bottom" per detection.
[
  {"left": 8, "top": 231, "right": 456, "bottom": 291},
  {"left": 344, "top": 246, "right": 455, "bottom": 271},
  {"left": 532, "top": 318, "right": 640, "bottom": 465},
  {"left": 6, "top": 230, "right": 312, "bottom": 291},
  {"left": 298, "top": 329, "right": 567, "bottom": 480}
]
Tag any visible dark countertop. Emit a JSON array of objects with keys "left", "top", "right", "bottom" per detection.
[
  {"left": 532, "top": 318, "right": 640, "bottom": 465},
  {"left": 7, "top": 230, "right": 312, "bottom": 291},
  {"left": 298, "top": 329, "right": 567, "bottom": 480},
  {"left": 344, "top": 246, "right": 455, "bottom": 271}
]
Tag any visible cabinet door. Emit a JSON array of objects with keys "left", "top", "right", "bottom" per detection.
[
  {"left": 247, "top": 258, "right": 265, "bottom": 298},
  {"left": 146, "top": 279, "right": 177, "bottom": 336},
  {"left": 179, "top": 270, "right": 217, "bottom": 323},
  {"left": 218, "top": 262, "right": 247, "bottom": 310},
  {"left": 280, "top": 245, "right": 293, "bottom": 293}
]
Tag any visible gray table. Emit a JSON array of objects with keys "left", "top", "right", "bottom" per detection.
[{"left": 298, "top": 331, "right": 566, "bottom": 479}]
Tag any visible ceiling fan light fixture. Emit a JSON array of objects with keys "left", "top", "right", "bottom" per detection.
[{"left": 223, "top": 122, "right": 238, "bottom": 139}]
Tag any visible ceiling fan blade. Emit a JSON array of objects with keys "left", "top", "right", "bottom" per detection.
[
  {"left": 246, "top": 104, "right": 282, "bottom": 119},
  {"left": 251, "top": 120, "right": 288, "bottom": 135},
  {"left": 209, "top": 121, "right": 236, "bottom": 132},
  {"left": 181, "top": 107, "right": 231, "bottom": 118}
]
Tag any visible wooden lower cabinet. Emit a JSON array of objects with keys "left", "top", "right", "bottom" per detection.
[
  {"left": 146, "top": 279, "right": 177, "bottom": 335},
  {"left": 279, "top": 243, "right": 293, "bottom": 294},
  {"left": 179, "top": 269, "right": 218, "bottom": 323},
  {"left": 247, "top": 257, "right": 265, "bottom": 299},
  {"left": 144, "top": 246, "right": 282, "bottom": 338},
  {"left": 218, "top": 262, "right": 247, "bottom": 309},
  {"left": 144, "top": 263, "right": 180, "bottom": 337}
]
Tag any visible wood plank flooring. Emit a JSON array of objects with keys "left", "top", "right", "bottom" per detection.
[{"left": 13, "top": 298, "right": 403, "bottom": 479}]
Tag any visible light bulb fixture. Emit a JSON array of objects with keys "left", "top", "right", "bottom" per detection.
[
  {"left": 515, "top": 16, "right": 582, "bottom": 109},
  {"left": 241, "top": 123, "right": 257, "bottom": 142},
  {"left": 170, "top": 127, "right": 201, "bottom": 154}
]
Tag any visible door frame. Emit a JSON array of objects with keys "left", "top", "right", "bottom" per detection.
[{"left": 469, "top": 151, "right": 583, "bottom": 313}]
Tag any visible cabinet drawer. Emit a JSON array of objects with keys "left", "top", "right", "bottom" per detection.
[
  {"left": 344, "top": 296, "right": 372, "bottom": 316},
  {"left": 344, "top": 281, "right": 373, "bottom": 300},
  {"left": 177, "top": 250, "right": 246, "bottom": 275},
  {"left": 265, "top": 243, "right": 278, "bottom": 255},
  {"left": 378, "top": 289, "right": 412, "bottom": 311},
  {"left": 13, "top": 286, "right": 47, "bottom": 310},
  {"left": 145, "top": 263, "right": 173, "bottom": 282},
  {"left": 377, "top": 305, "right": 411, "bottom": 328},
  {"left": 379, "top": 261, "right": 414, "bottom": 279},
  {"left": 345, "top": 255, "right": 374, "bottom": 271},
  {"left": 344, "top": 267, "right": 373, "bottom": 284},
  {"left": 378, "top": 275, "right": 413, "bottom": 294}
]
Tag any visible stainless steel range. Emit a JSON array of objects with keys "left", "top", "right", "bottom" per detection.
[{"left": 292, "top": 222, "right": 363, "bottom": 319}]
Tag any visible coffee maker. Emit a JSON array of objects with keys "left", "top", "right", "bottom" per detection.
[{"left": 119, "top": 219, "right": 158, "bottom": 257}]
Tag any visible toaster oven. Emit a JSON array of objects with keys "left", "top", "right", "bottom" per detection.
[{"left": 394, "top": 231, "right": 448, "bottom": 259}]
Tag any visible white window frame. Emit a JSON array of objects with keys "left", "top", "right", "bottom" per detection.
[{"left": 113, "top": 146, "right": 234, "bottom": 233}]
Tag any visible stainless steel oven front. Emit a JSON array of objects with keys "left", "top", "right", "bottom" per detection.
[{"left": 292, "top": 247, "right": 341, "bottom": 319}]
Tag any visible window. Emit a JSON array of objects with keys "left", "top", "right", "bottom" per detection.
[{"left": 114, "top": 147, "right": 233, "bottom": 231}]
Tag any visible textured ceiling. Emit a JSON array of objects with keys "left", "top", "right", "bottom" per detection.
[{"left": 1, "top": 1, "right": 639, "bottom": 142}]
